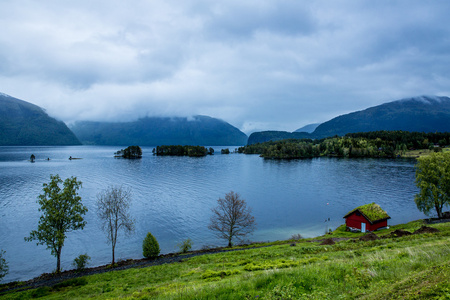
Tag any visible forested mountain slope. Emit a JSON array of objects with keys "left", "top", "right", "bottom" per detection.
[
  {"left": 71, "top": 115, "right": 248, "bottom": 146},
  {"left": 312, "top": 95, "right": 450, "bottom": 138},
  {"left": 0, "top": 93, "right": 81, "bottom": 146},
  {"left": 248, "top": 96, "right": 450, "bottom": 144}
]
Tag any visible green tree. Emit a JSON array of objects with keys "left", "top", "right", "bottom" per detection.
[
  {"left": 97, "top": 186, "right": 135, "bottom": 266},
  {"left": 143, "top": 232, "right": 160, "bottom": 259},
  {"left": 208, "top": 191, "right": 256, "bottom": 247},
  {"left": 25, "top": 174, "right": 88, "bottom": 273},
  {"left": 415, "top": 152, "right": 450, "bottom": 219},
  {"left": 0, "top": 250, "right": 8, "bottom": 282}
]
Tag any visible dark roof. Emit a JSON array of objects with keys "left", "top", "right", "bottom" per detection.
[{"left": 344, "top": 203, "right": 391, "bottom": 224}]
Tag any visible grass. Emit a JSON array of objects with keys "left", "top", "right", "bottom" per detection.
[
  {"left": 1, "top": 220, "right": 449, "bottom": 299},
  {"left": 403, "top": 147, "right": 450, "bottom": 158},
  {"left": 345, "top": 202, "right": 390, "bottom": 222}
]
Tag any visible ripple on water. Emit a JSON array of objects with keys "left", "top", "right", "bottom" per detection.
[{"left": 0, "top": 147, "right": 424, "bottom": 282}]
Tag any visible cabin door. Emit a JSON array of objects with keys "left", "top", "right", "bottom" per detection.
[{"left": 361, "top": 223, "right": 366, "bottom": 233}]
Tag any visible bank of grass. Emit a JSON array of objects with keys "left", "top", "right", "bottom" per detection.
[
  {"left": 2, "top": 220, "right": 449, "bottom": 299},
  {"left": 403, "top": 147, "right": 450, "bottom": 158}
]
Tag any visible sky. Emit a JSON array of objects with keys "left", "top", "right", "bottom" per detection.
[{"left": 1, "top": 1, "right": 450, "bottom": 134}]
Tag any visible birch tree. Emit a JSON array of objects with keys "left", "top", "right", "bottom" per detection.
[{"left": 97, "top": 186, "right": 135, "bottom": 265}]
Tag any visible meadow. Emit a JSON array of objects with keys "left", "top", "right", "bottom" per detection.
[{"left": 1, "top": 219, "right": 449, "bottom": 299}]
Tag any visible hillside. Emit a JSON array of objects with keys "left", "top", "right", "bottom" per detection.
[
  {"left": 247, "top": 131, "right": 310, "bottom": 145},
  {"left": 0, "top": 93, "right": 81, "bottom": 146},
  {"left": 294, "top": 123, "right": 320, "bottom": 133},
  {"left": 2, "top": 219, "right": 449, "bottom": 299},
  {"left": 312, "top": 95, "right": 450, "bottom": 138},
  {"left": 70, "top": 116, "right": 248, "bottom": 146},
  {"left": 249, "top": 95, "right": 450, "bottom": 144}
]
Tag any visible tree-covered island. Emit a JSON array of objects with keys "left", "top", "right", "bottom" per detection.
[
  {"left": 115, "top": 146, "right": 142, "bottom": 159},
  {"left": 239, "top": 131, "right": 450, "bottom": 159},
  {"left": 153, "top": 145, "right": 213, "bottom": 157}
]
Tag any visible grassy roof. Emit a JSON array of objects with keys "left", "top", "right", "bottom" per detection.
[{"left": 345, "top": 202, "right": 390, "bottom": 222}]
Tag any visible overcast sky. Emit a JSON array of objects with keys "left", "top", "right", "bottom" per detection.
[{"left": 1, "top": 1, "right": 450, "bottom": 133}]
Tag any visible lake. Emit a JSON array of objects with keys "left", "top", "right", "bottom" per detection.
[{"left": 0, "top": 146, "right": 425, "bottom": 282}]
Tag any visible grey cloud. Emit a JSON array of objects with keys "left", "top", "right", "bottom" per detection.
[
  {"left": 1, "top": 1, "right": 450, "bottom": 134},
  {"left": 201, "top": 2, "right": 316, "bottom": 40}
]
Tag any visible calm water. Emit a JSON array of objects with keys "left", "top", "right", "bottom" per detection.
[{"left": 0, "top": 146, "right": 424, "bottom": 282}]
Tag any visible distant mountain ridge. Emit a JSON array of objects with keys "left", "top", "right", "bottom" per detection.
[
  {"left": 248, "top": 95, "right": 450, "bottom": 144},
  {"left": 0, "top": 93, "right": 81, "bottom": 146},
  {"left": 312, "top": 95, "right": 450, "bottom": 138},
  {"left": 247, "top": 131, "right": 310, "bottom": 145},
  {"left": 294, "top": 123, "right": 320, "bottom": 133},
  {"left": 71, "top": 116, "right": 248, "bottom": 146}
]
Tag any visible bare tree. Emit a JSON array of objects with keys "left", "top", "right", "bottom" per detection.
[
  {"left": 97, "top": 186, "right": 135, "bottom": 265},
  {"left": 208, "top": 191, "right": 256, "bottom": 247}
]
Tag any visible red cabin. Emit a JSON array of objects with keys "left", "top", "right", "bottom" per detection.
[{"left": 344, "top": 203, "right": 390, "bottom": 232}]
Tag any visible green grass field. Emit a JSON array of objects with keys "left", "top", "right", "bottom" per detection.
[{"left": 2, "top": 220, "right": 449, "bottom": 299}]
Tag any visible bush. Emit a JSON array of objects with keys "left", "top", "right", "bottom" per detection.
[
  {"left": 72, "top": 254, "right": 90, "bottom": 271},
  {"left": 0, "top": 250, "right": 8, "bottom": 282},
  {"left": 290, "top": 233, "right": 303, "bottom": 240},
  {"left": 143, "top": 232, "right": 160, "bottom": 259},
  {"left": 177, "top": 238, "right": 193, "bottom": 253}
]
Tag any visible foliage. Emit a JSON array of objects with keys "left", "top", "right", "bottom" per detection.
[
  {"left": 153, "top": 145, "right": 209, "bottom": 157},
  {"left": 143, "top": 232, "right": 160, "bottom": 259},
  {"left": 0, "top": 250, "right": 8, "bottom": 282},
  {"left": 115, "top": 145, "right": 142, "bottom": 158},
  {"left": 240, "top": 131, "right": 450, "bottom": 159},
  {"left": 72, "top": 254, "right": 91, "bottom": 271},
  {"left": 247, "top": 131, "right": 311, "bottom": 144},
  {"left": 97, "top": 186, "right": 135, "bottom": 265},
  {"left": 24, "top": 174, "right": 87, "bottom": 273},
  {"left": 345, "top": 202, "right": 390, "bottom": 221},
  {"left": 177, "top": 238, "right": 193, "bottom": 253},
  {"left": 208, "top": 191, "right": 256, "bottom": 247},
  {"left": 415, "top": 151, "right": 450, "bottom": 218}
]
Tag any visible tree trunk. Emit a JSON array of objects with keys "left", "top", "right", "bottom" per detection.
[
  {"left": 436, "top": 203, "right": 443, "bottom": 219},
  {"left": 56, "top": 247, "right": 62, "bottom": 273},
  {"left": 112, "top": 245, "right": 115, "bottom": 266}
]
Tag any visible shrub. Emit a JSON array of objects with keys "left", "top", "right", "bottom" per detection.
[
  {"left": 177, "top": 238, "right": 193, "bottom": 253},
  {"left": 72, "top": 254, "right": 91, "bottom": 271},
  {"left": 143, "top": 232, "right": 160, "bottom": 259},
  {"left": 0, "top": 250, "right": 8, "bottom": 282},
  {"left": 290, "top": 233, "right": 303, "bottom": 240}
]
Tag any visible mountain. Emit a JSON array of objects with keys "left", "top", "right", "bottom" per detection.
[
  {"left": 0, "top": 93, "right": 81, "bottom": 146},
  {"left": 247, "top": 95, "right": 450, "bottom": 144},
  {"left": 312, "top": 95, "right": 450, "bottom": 138},
  {"left": 70, "top": 115, "right": 248, "bottom": 146},
  {"left": 294, "top": 123, "right": 321, "bottom": 133},
  {"left": 247, "top": 131, "right": 310, "bottom": 145}
]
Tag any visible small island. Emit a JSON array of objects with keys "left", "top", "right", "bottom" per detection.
[
  {"left": 153, "top": 145, "right": 213, "bottom": 157},
  {"left": 115, "top": 145, "right": 143, "bottom": 159}
]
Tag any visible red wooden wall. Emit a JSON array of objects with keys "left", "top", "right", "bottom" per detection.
[{"left": 345, "top": 212, "right": 388, "bottom": 231}]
